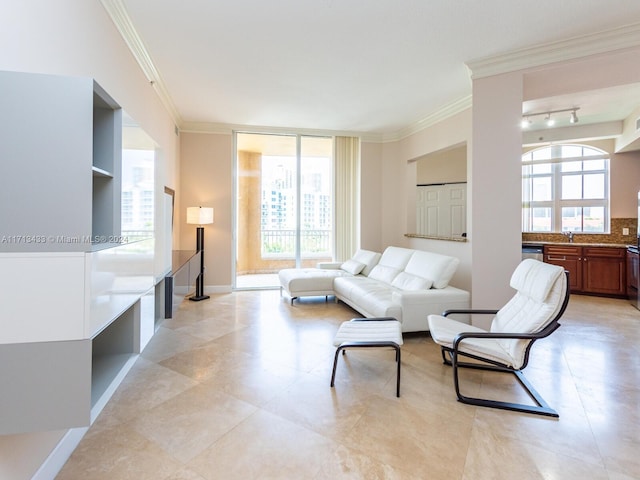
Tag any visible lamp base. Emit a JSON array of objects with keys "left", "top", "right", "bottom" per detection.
[{"left": 189, "top": 294, "right": 210, "bottom": 302}]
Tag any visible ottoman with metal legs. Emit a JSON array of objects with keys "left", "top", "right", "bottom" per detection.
[{"left": 330, "top": 317, "right": 404, "bottom": 397}]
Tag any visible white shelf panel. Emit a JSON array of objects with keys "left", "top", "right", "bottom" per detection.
[
  {"left": 92, "top": 165, "right": 113, "bottom": 178},
  {"left": 0, "top": 252, "right": 86, "bottom": 344},
  {"left": 86, "top": 239, "right": 155, "bottom": 338}
]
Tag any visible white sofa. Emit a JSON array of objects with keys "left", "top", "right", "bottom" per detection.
[{"left": 279, "top": 246, "right": 470, "bottom": 332}]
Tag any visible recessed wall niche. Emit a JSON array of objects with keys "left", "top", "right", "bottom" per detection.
[{"left": 413, "top": 143, "right": 467, "bottom": 239}]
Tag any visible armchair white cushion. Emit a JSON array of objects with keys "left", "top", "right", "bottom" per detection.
[{"left": 429, "top": 259, "right": 565, "bottom": 368}]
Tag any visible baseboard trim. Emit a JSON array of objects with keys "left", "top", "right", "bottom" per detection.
[{"left": 31, "top": 427, "right": 89, "bottom": 480}]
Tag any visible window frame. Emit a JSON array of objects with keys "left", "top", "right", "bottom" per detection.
[{"left": 522, "top": 144, "right": 610, "bottom": 234}]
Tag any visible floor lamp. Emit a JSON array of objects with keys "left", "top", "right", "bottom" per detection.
[{"left": 187, "top": 206, "right": 214, "bottom": 301}]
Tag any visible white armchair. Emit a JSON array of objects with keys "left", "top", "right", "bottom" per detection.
[{"left": 427, "top": 259, "right": 570, "bottom": 417}]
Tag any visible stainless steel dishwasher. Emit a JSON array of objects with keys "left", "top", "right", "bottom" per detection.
[{"left": 522, "top": 245, "right": 544, "bottom": 261}]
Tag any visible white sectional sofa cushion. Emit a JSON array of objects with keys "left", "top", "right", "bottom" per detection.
[
  {"left": 404, "top": 249, "right": 459, "bottom": 289},
  {"left": 279, "top": 248, "right": 381, "bottom": 303},
  {"left": 391, "top": 272, "right": 433, "bottom": 290},
  {"left": 351, "top": 249, "right": 382, "bottom": 276},
  {"left": 332, "top": 246, "right": 469, "bottom": 332},
  {"left": 279, "top": 246, "right": 470, "bottom": 332},
  {"left": 278, "top": 267, "right": 346, "bottom": 302},
  {"left": 340, "top": 259, "right": 366, "bottom": 275}
]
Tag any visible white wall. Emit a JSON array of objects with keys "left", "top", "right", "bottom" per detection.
[
  {"left": 0, "top": 2, "right": 179, "bottom": 478},
  {"left": 360, "top": 141, "right": 384, "bottom": 252},
  {"left": 416, "top": 144, "right": 467, "bottom": 184},
  {"left": 179, "top": 132, "right": 233, "bottom": 291},
  {"left": 359, "top": 109, "right": 473, "bottom": 292},
  {"left": 470, "top": 72, "right": 524, "bottom": 317}
]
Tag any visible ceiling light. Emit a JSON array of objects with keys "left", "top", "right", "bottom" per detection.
[
  {"left": 521, "top": 107, "right": 580, "bottom": 129},
  {"left": 569, "top": 110, "right": 579, "bottom": 124}
]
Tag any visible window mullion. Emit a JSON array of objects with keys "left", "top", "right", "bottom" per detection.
[{"left": 553, "top": 161, "right": 562, "bottom": 231}]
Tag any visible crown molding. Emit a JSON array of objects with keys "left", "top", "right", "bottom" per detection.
[
  {"left": 382, "top": 95, "right": 472, "bottom": 143},
  {"left": 180, "top": 122, "right": 234, "bottom": 135},
  {"left": 180, "top": 95, "right": 472, "bottom": 143},
  {"left": 180, "top": 121, "right": 379, "bottom": 141},
  {"left": 100, "top": 0, "right": 182, "bottom": 125},
  {"left": 466, "top": 22, "right": 640, "bottom": 80}
]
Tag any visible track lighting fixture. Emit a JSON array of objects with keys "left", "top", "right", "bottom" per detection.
[
  {"left": 545, "top": 114, "right": 555, "bottom": 127},
  {"left": 569, "top": 110, "right": 579, "bottom": 124},
  {"left": 521, "top": 107, "right": 580, "bottom": 129}
]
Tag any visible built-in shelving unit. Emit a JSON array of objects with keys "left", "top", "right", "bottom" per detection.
[
  {"left": 90, "top": 301, "right": 139, "bottom": 420},
  {"left": 0, "top": 71, "right": 156, "bottom": 436},
  {"left": 92, "top": 84, "right": 122, "bottom": 244}
]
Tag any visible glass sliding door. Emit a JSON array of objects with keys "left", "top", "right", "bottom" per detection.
[
  {"left": 235, "top": 132, "right": 333, "bottom": 289},
  {"left": 299, "top": 136, "right": 333, "bottom": 267}
]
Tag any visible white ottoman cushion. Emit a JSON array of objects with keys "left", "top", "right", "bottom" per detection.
[
  {"left": 333, "top": 319, "right": 403, "bottom": 346},
  {"left": 279, "top": 268, "right": 346, "bottom": 296}
]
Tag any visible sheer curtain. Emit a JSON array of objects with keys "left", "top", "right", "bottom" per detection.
[{"left": 334, "top": 136, "right": 360, "bottom": 261}]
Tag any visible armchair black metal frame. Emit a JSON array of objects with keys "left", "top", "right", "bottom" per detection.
[{"left": 438, "top": 271, "right": 570, "bottom": 418}]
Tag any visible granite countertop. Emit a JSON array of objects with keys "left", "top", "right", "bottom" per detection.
[
  {"left": 405, "top": 233, "right": 467, "bottom": 242},
  {"left": 522, "top": 240, "right": 631, "bottom": 248}
]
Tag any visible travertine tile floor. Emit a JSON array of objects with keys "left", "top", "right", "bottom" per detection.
[{"left": 57, "top": 291, "right": 640, "bottom": 479}]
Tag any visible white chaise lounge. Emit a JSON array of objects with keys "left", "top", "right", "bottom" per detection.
[{"left": 278, "top": 249, "right": 380, "bottom": 304}]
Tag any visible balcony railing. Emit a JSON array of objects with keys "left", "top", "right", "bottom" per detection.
[{"left": 262, "top": 229, "right": 331, "bottom": 258}]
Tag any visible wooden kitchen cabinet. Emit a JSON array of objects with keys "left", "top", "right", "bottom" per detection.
[
  {"left": 544, "top": 245, "right": 583, "bottom": 292},
  {"left": 582, "top": 247, "right": 626, "bottom": 296},
  {"left": 543, "top": 245, "right": 626, "bottom": 297}
]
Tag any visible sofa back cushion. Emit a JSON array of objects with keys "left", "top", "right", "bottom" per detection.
[
  {"left": 404, "top": 250, "right": 459, "bottom": 289},
  {"left": 391, "top": 272, "right": 433, "bottom": 290},
  {"left": 368, "top": 264, "right": 402, "bottom": 284},
  {"left": 351, "top": 249, "right": 381, "bottom": 276},
  {"left": 378, "top": 246, "right": 415, "bottom": 270},
  {"left": 340, "top": 259, "right": 365, "bottom": 275},
  {"left": 367, "top": 247, "right": 415, "bottom": 285}
]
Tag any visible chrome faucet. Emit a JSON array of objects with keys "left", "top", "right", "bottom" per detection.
[{"left": 562, "top": 231, "right": 574, "bottom": 243}]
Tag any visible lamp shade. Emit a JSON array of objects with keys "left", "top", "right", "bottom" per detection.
[{"left": 187, "top": 206, "right": 214, "bottom": 225}]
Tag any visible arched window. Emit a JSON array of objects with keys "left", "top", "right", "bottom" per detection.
[{"left": 522, "top": 144, "right": 609, "bottom": 233}]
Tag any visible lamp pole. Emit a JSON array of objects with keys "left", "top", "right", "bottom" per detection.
[
  {"left": 190, "top": 225, "right": 209, "bottom": 301},
  {"left": 187, "top": 206, "right": 214, "bottom": 302}
]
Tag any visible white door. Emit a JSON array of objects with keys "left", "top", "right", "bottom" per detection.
[{"left": 416, "top": 183, "right": 466, "bottom": 237}]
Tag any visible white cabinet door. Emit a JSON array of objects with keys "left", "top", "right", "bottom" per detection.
[
  {"left": 0, "top": 253, "right": 86, "bottom": 344},
  {"left": 416, "top": 184, "right": 466, "bottom": 237}
]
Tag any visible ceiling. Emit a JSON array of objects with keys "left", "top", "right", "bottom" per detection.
[{"left": 108, "top": 1, "right": 640, "bottom": 137}]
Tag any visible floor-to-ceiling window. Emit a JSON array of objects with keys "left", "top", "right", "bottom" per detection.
[{"left": 235, "top": 132, "right": 334, "bottom": 289}]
